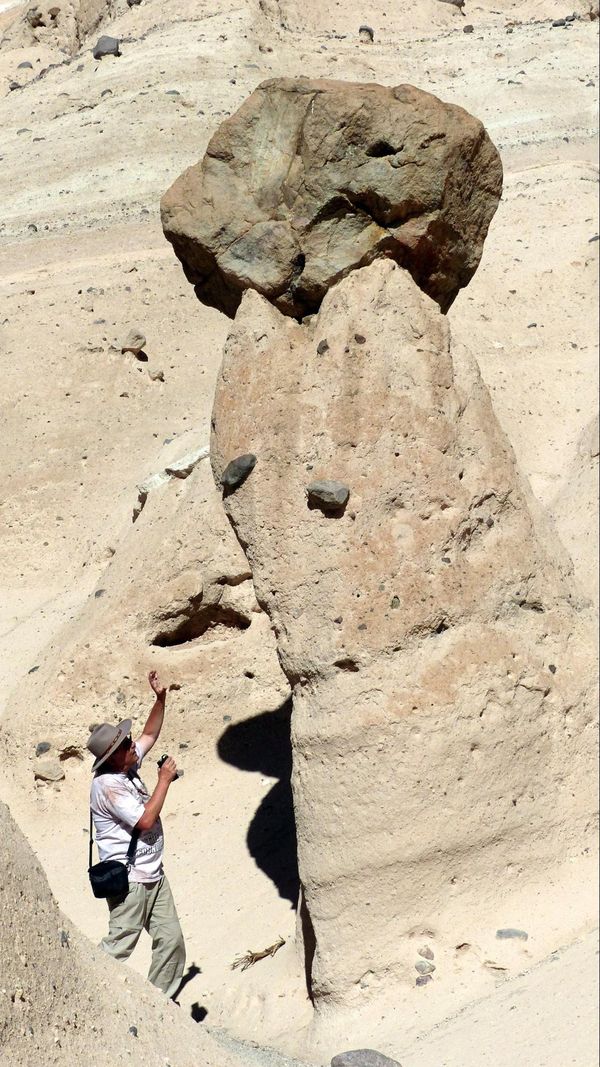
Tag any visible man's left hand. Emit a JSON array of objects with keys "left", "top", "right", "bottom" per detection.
[{"left": 149, "top": 670, "right": 167, "bottom": 699}]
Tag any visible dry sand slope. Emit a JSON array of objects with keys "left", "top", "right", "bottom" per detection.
[{"left": 0, "top": 0, "right": 598, "bottom": 1064}]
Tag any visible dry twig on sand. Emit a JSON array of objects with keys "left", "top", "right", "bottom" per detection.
[{"left": 231, "top": 936, "right": 285, "bottom": 971}]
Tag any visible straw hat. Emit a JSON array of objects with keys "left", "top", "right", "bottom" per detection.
[{"left": 87, "top": 719, "right": 132, "bottom": 771}]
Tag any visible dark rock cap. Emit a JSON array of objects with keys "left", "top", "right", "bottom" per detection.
[{"left": 161, "top": 78, "right": 502, "bottom": 320}]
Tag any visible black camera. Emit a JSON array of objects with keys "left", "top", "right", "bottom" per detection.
[{"left": 157, "top": 753, "right": 183, "bottom": 779}]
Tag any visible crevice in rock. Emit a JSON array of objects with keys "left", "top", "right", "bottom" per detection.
[
  {"left": 299, "top": 886, "right": 316, "bottom": 1002},
  {"left": 152, "top": 601, "right": 251, "bottom": 647}
]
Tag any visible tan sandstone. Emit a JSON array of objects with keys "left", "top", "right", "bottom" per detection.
[
  {"left": 211, "top": 259, "right": 598, "bottom": 1011},
  {"left": 0, "top": 798, "right": 250, "bottom": 1067}
]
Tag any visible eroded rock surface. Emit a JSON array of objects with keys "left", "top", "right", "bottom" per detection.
[
  {"left": 0, "top": 799, "right": 246, "bottom": 1067},
  {"left": 0, "top": 0, "right": 116, "bottom": 55},
  {"left": 211, "top": 260, "right": 598, "bottom": 1006},
  {"left": 161, "top": 78, "right": 502, "bottom": 319}
]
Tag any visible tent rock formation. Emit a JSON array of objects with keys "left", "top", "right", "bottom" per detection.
[{"left": 210, "top": 259, "right": 598, "bottom": 1005}]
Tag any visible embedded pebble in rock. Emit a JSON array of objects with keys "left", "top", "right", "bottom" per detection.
[
  {"left": 121, "top": 329, "right": 146, "bottom": 356},
  {"left": 415, "top": 959, "right": 436, "bottom": 975},
  {"left": 34, "top": 760, "right": 65, "bottom": 783},
  {"left": 358, "top": 25, "right": 374, "bottom": 42},
  {"left": 463, "top": 23, "right": 475, "bottom": 31},
  {"left": 416, "top": 974, "right": 432, "bottom": 987},
  {"left": 148, "top": 368, "right": 165, "bottom": 382},
  {"left": 35, "top": 741, "right": 51, "bottom": 757},
  {"left": 307, "top": 480, "right": 350, "bottom": 511},
  {"left": 221, "top": 453, "right": 257, "bottom": 490},
  {"left": 92, "top": 36, "right": 121, "bottom": 59},
  {"left": 418, "top": 945, "right": 435, "bottom": 960},
  {"left": 331, "top": 1051, "right": 402, "bottom": 1067},
  {"left": 17, "top": 61, "right": 33, "bottom": 69},
  {"left": 317, "top": 338, "right": 329, "bottom": 355},
  {"left": 496, "top": 928, "right": 529, "bottom": 941}
]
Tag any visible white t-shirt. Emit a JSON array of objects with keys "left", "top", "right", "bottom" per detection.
[{"left": 90, "top": 740, "right": 164, "bottom": 884}]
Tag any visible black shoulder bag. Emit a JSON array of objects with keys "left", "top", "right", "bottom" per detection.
[{"left": 88, "top": 809, "right": 139, "bottom": 899}]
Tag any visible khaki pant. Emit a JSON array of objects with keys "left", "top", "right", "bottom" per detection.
[{"left": 101, "top": 875, "right": 185, "bottom": 998}]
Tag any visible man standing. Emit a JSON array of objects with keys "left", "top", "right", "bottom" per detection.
[{"left": 87, "top": 670, "right": 185, "bottom": 998}]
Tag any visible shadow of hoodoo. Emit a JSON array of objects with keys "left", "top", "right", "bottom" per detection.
[{"left": 217, "top": 698, "right": 299, "bottom": 907}]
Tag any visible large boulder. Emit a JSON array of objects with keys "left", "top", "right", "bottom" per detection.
[
  {"left": 161, "top": 78, "right": 502, "bottom": 319},
  {"left": 211, "top": 260, "right": 598, "bottom": 1006}
]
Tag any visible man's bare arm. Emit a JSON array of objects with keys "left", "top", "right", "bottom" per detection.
[
  {"left": 138, "top": 670, "right": 167, "bottom": 753},
  {"left": 135, "top": 757, "right": 177, "bottom": 832}
]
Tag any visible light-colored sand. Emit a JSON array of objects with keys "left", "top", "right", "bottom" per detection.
[{"left": 0, "top": 0, "right": 597, "bottom": 1063}]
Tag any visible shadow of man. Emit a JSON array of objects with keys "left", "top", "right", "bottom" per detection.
[{"left": 217, "top": 697, "right": 299, "bottom": 907}]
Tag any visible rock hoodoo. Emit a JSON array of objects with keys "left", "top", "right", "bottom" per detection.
[
  {"left": 210, "top": 260, "right": 597, "bottom": 1005},
  {"left": 161, "top": 78, "right": 503, "bottom": 319}
]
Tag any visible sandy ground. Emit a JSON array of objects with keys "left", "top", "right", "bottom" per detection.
[{"left": 0, "top": 0, "right": 598, "bottom": 1063}]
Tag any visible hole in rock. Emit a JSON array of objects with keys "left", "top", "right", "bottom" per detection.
[
  {"left": 517, "top": 599, "right": 545, "bottom": 613},
  {"left": 366, "top": 140, "right": 397, "bottom": 157},
  {"left": 292, "top": 252, "right": 306, "bottom": 276},
  {"left": 152, "top": 602, "right": 251, "bottom": 647},
  {"left": 334, "top": 658, "right": 359, "bottom": 672},
  {"left": 218, "top": 698, "right": 299, "bottom": 908}
]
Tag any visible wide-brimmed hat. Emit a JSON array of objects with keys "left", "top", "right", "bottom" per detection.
[{"left": 87, "top": 719, "right": 132, "bottom": 771}]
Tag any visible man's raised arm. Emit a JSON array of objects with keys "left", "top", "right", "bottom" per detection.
[{"left": 138, "top": 670, "right": 167, "bottom": 754}]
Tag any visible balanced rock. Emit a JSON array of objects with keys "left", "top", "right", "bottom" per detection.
[
  {"left": 211, "top": 260, "right": 597, "bottom": 1006},
  {"left": 161, "top": 78, "right": 502, "bottom": 319}
]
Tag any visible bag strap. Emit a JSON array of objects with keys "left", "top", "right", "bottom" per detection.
[
  {"left": 126, "top": 829, "right": 139, "bottom": 868},
  {"left": 89, "top": 807, "right": 94, "bottom": 869}
]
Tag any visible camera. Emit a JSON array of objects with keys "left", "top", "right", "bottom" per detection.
[{"left": 157, "top": 753, "right": 183, "bottom": 779}]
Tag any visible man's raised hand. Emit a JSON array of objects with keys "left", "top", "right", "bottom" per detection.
[{"left": 149, "top": 670, "right": 167, "bottom": 699}]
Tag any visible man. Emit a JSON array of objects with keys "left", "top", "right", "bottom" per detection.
[{"left": 87, "top": 670, "right": 185, "bottom": 999}]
